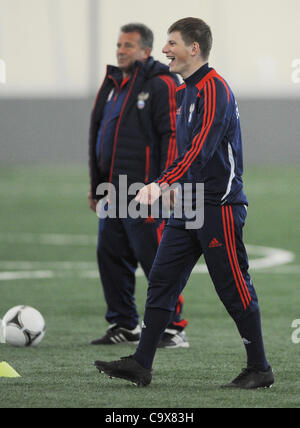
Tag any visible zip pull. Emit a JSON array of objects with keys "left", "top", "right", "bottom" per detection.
[{"left": 145, "top": 146, "right": 150, "bottom": 183}]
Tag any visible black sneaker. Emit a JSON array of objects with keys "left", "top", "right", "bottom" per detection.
[
  {"left": 158, "top": 329, "right": 190, "bottom": 348},
  {"left": 90, "top": 324, "right": 141, "bottom": 345},
  {"left": 222, "top": 366, "right": 274, "bottom": 389},
  {"left": 94, "top": 355, "right": 152, "bottom": 387}
]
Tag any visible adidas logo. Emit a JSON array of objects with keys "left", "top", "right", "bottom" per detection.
[{"left": 208, "top": 238, "right": 222, "bottom": 248}]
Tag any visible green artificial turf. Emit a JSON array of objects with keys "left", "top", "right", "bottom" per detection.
[{"left": 0, "top": 165, "right": 299, "bottom": 408}]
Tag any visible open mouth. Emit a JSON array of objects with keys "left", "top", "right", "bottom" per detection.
[{"left": 167, "top": 56, "right": 175, "bottom": 66}]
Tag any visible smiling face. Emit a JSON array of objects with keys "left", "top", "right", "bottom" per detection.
[
  {"left": 116, "top": 31, "right": 151, "bottom": 77},
  {"left": 162, "top": 31, "right": 204, "bottom": 79}
]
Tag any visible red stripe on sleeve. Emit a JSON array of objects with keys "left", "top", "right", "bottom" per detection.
[
  {"left": 158, "top": 78, "right": 216, "bottom": 186},
  {"left": 157, "top": 82, "right": 209, "bottom": 186},
  {"left": 159, "top": 76, "right": 177, "bottom": 169}
]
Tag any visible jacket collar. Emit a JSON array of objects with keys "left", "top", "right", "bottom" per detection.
[
  {"left": 184, "top": 63, "right": 212, "bottom": 86},
  {"left": 106, "top": 56, "right": 172, "bottom": 82},
  {"left": 106, "top": 57, "right": 152, "bottom": 80}
]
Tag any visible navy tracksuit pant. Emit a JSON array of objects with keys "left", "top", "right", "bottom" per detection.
[
  {"left": 97, "top": 214, "right": 187, "bottom": 331},
  {"left": 146, "top": 204, "right": 258, "bottom": 321},
  {"left": 134, "top": 204, "right": 269, "bottom": 371}
]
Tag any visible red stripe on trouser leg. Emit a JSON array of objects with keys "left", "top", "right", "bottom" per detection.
[
  {"left": 156, "top": 220, "right": 166, "bottom": 244},
  {"left": 172, "top": 319, "right": 188, "bottom": 329},
  {"left": 176, "top": 294, "right": 184, "bottom": 315},
  {"left": 221, "top": 206, "right": 248, "bottom": 310},
  {"left": 227, "top": 206, "right": 252, "bottom": 304},
  {"left": 172, "top": 295, "right": 188, "bottom": 329}
]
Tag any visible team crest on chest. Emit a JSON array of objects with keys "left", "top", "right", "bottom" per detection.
[{"left": 137, "top": 92, "right": 149, "bottom": 109}]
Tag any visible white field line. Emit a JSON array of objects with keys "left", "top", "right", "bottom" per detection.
[
  {"left": 0, "top": 233, "right": 97, "bottom": 246},
  {"left": 1, "top": 264, "right": 299, "bottom": 281},
  {"left": 0, "top": 271, "right": 54, "bottom": 280},
  {"left": 251, "top": 265, "right": 300, "bottom": 274},
  {"left": 0, "top": 233, "right": 297, "bottom": 281}
]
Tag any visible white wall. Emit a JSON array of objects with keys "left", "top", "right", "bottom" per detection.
[
  {"left": 0, "top": 0, "right": 90, "bottom": 96},
  {"left": 1, "top": 0, "right": 300, "bottom": 97}
]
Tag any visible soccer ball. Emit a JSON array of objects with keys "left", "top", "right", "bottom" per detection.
[{"left": 2, "top": 305, "right": 46, "bottom": 347}]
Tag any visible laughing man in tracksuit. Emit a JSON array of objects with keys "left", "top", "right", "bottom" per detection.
[
  {"left": 88, "top": 23, "right": 188, "bottom": 348},
  {"left": 94, "top": 18, "right": 274, "bottom": 389}
]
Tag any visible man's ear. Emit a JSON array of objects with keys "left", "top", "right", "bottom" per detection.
[
  {"left": 143, "top": 47, "right": 152, "bottom": 60},
  {"left": 191, "top": 41, "right": 201, "bottom": 56}
]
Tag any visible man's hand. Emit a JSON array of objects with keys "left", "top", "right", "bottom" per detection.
[
  {"left": 88, "top": 191, "right": 98, "bottom": 212},
  {"left": 135, "top": 182, "right": 162, "bottom": 205}
]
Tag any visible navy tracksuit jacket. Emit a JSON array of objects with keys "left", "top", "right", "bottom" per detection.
[
  {"left": 89, "top": 57, "right": 187, "bottom": 330},
  {"left": 89, "top": 57, "right": 179, "bottom": 197},
  {"left": 146, "top": 64, "right": 259, "bottom": 322}
]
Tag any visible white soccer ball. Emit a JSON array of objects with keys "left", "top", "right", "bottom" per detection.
[{"left": 2, "top": 305, "right": 46, "bottom": 347}]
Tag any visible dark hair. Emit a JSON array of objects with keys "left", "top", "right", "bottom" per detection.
[
  {"left": 120, "top": 23, "right": 153, "bottom": 49},
  {"left": 168, "top": 17, "right": 212, "bottom": 60}
]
